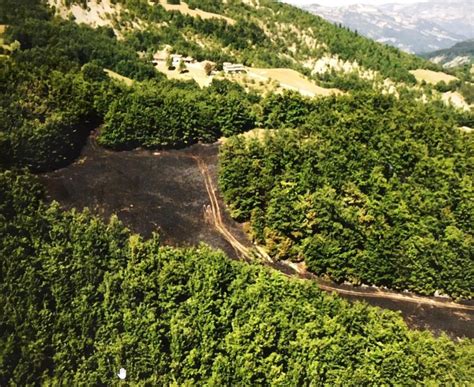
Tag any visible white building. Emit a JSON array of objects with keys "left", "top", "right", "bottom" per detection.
[{"left": 223, "top": 62, "right": 246, "bottom": 74}]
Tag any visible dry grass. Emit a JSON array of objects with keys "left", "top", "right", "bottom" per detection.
[
  {"left": 410, "top": 69, "right": 458, "bottom": 85},
  {"left": 154, "top": 56, "right": 340, "bottom": 97},
  {"left": 247, "top": 67, "right": 341, "bottom": 97},
  {"left": 104, "top": 69, "right": 134, "bottom": 86},
  {"left": 157, "top": 0, "right": 235, "bottom": 25},
  {"left": 220, "top": 128, "right": 277, "bottom": 144},
  {"left": 155, "top": 61, "right": 214, "bottom": 88}
]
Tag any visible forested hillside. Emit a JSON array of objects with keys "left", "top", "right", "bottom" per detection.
[
  {"left": 0, "top": 1, "right": 259, "bottom": 170},
  {"left": 1, "top": 171, "right": 473, "bottom": 384},
  {"left": 1, "top": 0, "right": 474, "bottom": 384},
  {"left": 220, "top": 92, "right": 473, "bottom": 299},
  {"left": 45, "top": 0, "right": 437, "bottom": 85}
]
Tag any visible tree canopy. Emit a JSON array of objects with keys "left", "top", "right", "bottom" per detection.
[
  {"left": 220, "top": 91, "right": 474, "bottom": 298},
  {"left": 1, "top": 171, "right": 473, "bottom": 384}
]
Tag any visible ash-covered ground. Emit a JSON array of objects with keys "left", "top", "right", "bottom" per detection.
[{"left": 40, "top": 138, "right": 251, "bottom": 260}]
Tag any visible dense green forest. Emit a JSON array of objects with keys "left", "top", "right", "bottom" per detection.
[
  {"left": 1, "top": 171, "right": 473, "bottom": 384},
  {"left": 99, "top": 79, "right": 256, "bottom": 149},
  {"left": 220, "top": 92, "right": 473, "bottom": 299},
  {"left": 1, "top": 0, "right": 474, "bottom": 383}
]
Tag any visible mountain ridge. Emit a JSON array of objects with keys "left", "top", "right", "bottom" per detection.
[
  {"left": 299, "top": 0, "right": 473, "bottom": 54},
  {"left": 422, "top": 39, "right": 474, "bottom": 68}
]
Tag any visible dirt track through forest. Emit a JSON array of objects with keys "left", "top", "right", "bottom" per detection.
[
  {"left": 39, "top": 138, "right": 474, "bottom": 338},
  {"left": 187, "top": 153, "right": 474, "bottom": 313}
]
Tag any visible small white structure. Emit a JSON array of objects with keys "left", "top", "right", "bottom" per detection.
[
  {"left": 223, "top": 62, "right": 246, "bottom": 74},
  {"left": 171, "top": 54, "right": 195, "bottom": 67}
]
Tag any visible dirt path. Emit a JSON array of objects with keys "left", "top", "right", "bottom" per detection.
[
  {"left": 192, "top": 155, "right": 252, "bottom": 260},
  {"left": 189, "top": 153, "right": 473, "bottom": 314}
]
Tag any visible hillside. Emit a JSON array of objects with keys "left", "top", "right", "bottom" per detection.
[
  {"left": 44, "top": 0, "right": 436, "bottom": 86},
  {"left": 1, "top": 0, "right": 473, "bottom": 384},
  {"left": 423, "top": 39, "right": 474, "bottom": 68}
]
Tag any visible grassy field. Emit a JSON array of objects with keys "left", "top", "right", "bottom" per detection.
[
  {"left": 158, "top": 0, "right": 235, "bottom": 25},
  {"left": 247, "top": 67, "right": 341, "bottom": 97},
  {"left": 104, "top": 69, "right": 134, "bottom": 86},
  {"left": 410, "top": 69, "right": 458, "bottom": 84}
]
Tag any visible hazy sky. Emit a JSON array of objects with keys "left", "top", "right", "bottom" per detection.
[{"left": 284, "top": 0, "right": 429, "bottom": 6}]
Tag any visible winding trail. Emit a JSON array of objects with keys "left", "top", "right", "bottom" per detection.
[
  {"left": 189, "top": 153, "right": 474, "bottom": 314},
  {"left": 192, "top": 155, "right": 252, "bottom": 260}
]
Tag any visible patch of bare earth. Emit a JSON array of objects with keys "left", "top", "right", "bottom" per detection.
[
  {"left": 39, "top": 138, "right": 251, "bottom": 260},
  {"left": 48, "top": 0, "right": 120, "bottom": 29},
  {"left": 155, "top": 60, "right": 214, "bottom": 88},
  {"left": 442, "top": 91, "right": 471, "bottom": 111}
]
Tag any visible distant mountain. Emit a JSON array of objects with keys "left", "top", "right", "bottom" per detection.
[
  {"left": 299, "top": 0, "right": 473, "bottom": 54},
  {"left": 422, "top": 39, "right": 474, "bottom": 68}
]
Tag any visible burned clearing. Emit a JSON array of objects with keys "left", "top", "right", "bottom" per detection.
[
  {"left": 39, "top": 137, "right": 251, "bottom": 260},
  {"left": 39, "top": 137, "right": 474, "bottom": 339}
]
